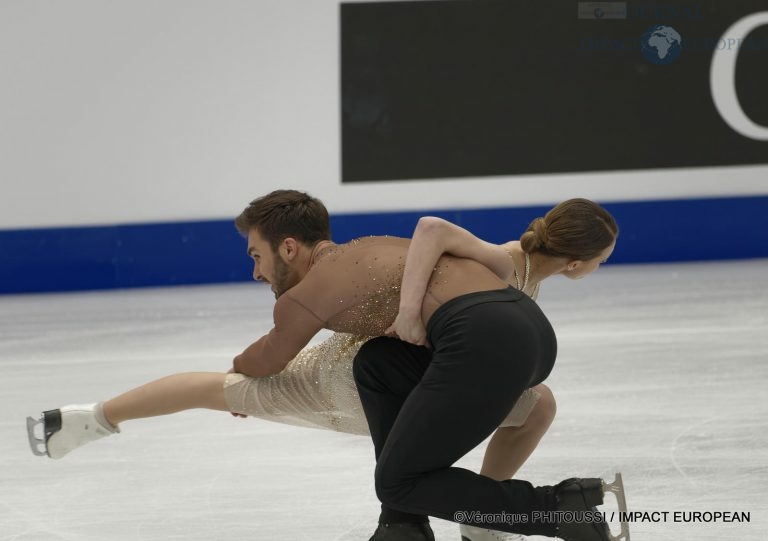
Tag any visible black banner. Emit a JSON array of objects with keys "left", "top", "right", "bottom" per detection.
[{"left": 341, "top": 1, "right": 768, "bottom": 182}]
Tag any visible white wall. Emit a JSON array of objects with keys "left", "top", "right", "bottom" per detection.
[{"left": 1, "top": 0, "right": 766, "bottom": 230}]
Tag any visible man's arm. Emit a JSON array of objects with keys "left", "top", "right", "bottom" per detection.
[{"left": 233, "top": 294, "right": 324, "bottom": 378}]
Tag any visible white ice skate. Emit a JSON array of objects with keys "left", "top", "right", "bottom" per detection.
[
  {"left": 460, "top": 524, "right": 526, "bottom": 540},
  {"left": 26, "top": 403, "right": 119, "bottom": 459}
]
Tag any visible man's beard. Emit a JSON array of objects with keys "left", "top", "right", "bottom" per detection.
[{"left": 273, "top": 254, "right": 299, "bottom": 298}]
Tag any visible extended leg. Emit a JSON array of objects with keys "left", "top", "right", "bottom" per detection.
[
  {"left": 27, "top": 372, "right": 228, "bottom": 459},
  {"left": 103, "top": 372, "right": 229, "bottom": 425}
]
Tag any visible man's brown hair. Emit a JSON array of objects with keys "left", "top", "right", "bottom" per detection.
[{"left": 235, "top": 190, "right": 331, "bottom": 250}]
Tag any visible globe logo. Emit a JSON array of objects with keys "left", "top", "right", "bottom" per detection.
[
  {"left": 594, "top": 8, "right": 605, "bottom": 19},
  {"left": 641, "top": 25, "right": 682, "bottom": 65}
]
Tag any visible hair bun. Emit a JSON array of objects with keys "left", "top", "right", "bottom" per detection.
[
  {"left": 520, "top": 217, "right": 548, "bottom": 253},
  {"left": 531, "top": 217, "right": 549, "bottom": 248},
  {"left": 519, "top": 199, "right": 618, "bottom": 259}
]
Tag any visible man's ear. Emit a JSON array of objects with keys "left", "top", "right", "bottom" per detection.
[{"left": 280, "top": 237, "right": 299, "bottom": 261}]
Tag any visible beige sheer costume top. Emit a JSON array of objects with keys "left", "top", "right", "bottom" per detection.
[
  {"left": 232, "top": 236, "right": 507, "bottom": 378},
  {"left": 224, "top": 236, "right": 541, "bottom": 435}
]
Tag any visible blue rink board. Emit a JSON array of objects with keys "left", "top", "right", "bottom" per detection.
[{"left": 1, "top": 195, "right": 766, "bottom": 294}]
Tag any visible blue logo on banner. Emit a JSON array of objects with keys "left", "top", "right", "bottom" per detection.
[{"left": 641, "top": 25, "right": 682, "bottom": 64}]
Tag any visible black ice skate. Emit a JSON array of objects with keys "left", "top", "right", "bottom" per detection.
[
  {"left": 26, "top": 404, "right": 118, "bottom": 459},
  {"left": 367, "top": 521, "right": 435, "bottom": 541},
  {"left": 554, "top": 473, "right": 629, "bottom": 541}
]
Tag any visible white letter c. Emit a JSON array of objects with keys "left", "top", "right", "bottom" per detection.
[{"left": 710, "top": 12, "right": 768, "bottom": 141}]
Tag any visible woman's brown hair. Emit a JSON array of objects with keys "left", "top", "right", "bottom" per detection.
[{"left": 520, "top": 198, "right": 618, "bottom": 260}]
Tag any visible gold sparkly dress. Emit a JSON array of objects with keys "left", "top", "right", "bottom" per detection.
[
  {"left": 223, "top": 237, "right": 541, "bottom": 435},
  {"left": 224, "top": 331, "right": 540, "bottom": 435},
  {"left": 225, "top": 332, "right": 373, "bottom": 434}
]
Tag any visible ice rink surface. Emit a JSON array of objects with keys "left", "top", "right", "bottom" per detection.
[{"left": 1, "top": 259, "right": 767, "bottom": 540}]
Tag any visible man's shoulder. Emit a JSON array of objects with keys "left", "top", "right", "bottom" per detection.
[
  {"left": 302, "top": 235, "right": 410, "bottom": 284},
  {"left": 342, "top": 235, "right": 410, "bottom": 248},
  {"left": 311, "top": 236, "right": 409, "bottom": 262}
]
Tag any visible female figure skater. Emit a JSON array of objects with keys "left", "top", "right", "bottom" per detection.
[
  {"left": 27, "top": 197, "right": 617, "bottom": 541},
  {"left": 368, "top": 199, "right": 618, "bottom": 540}
]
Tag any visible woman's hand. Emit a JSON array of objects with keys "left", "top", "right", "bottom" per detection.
[{"left": 385, "top": 308, "right": 429, "bottom": 347}]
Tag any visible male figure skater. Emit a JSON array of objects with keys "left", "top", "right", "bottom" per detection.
[{"left": 229, "top": 190, "right": 625, "bottom": 541}]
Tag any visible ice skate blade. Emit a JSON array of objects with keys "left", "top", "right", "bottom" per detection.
[
  {"left": 602, "top": 473, "right": 630, "bottom": 541},
  {"left": 460, "top": 524, "right": 526, "bottom": 541},
  {"left": 26, "top": 416, "right": 48, "bottom": 457}
]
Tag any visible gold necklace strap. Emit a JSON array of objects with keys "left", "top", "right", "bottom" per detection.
[
  {"left": 522, "top": 252, "right": 531, "bottom": 291},
  {"left": 508, "top": 249, "right": 541, "bottom": 300},
  {"left": 506, "top": 249, "right": 522, "bottom": 290}
]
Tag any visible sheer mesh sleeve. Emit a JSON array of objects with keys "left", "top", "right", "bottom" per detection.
[
  {"left": 233, "top": 236, "right": 508, "bottom": 377},
  {"left": 233, "top": 294, "right": 325, "bottom": 377}
]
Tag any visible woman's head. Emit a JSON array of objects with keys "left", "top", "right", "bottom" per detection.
[{"left": 520, "top": 198, "right": 618, "bottom": 278}]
